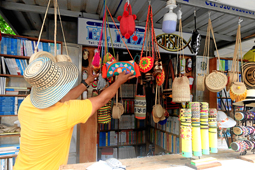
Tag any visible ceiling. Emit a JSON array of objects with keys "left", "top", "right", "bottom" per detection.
[{"left": 1, "top": 0, "right": 255, "bottom": 52}]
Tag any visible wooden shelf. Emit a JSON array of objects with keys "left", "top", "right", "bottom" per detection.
[
  {"left": 0, "top": 74, "right": 24, "bottom": 78},
  {"left": 0, "top": 115, "right": 17, "bottom": 117},
  {"left": 99, "top": 143, "right": 146, "bottom": 148},
  {"left": 217, "top": 97, "right": 231, "bottom": 99},
  {"left": 0, "top": 95, "right": 27, "bottom": 97},
  {"left": 0, "top": 134, "right": 20, "bottom": 138},
  {"left": 0, "top": 54, "right": 30, "bottom": 59}
]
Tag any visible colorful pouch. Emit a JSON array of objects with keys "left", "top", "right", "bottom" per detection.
[
  {"left": 139, "top": 56, "right": 154, "bottom": 73},
  {"left": 102, "top": 60, "right": 141, "bottom": 78}
]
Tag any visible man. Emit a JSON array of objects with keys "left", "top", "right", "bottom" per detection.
[{"left": 14, "top": 56, "right": 134, "bottom": 169}]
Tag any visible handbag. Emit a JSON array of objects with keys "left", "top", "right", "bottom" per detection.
[
  {"left": 205, "top": 18, "right": 227, "bottom": 92},
  {"left": 139, "top": 5, "right": 154, "bottom": 73},
  {"left": 112, "top": 85, "right": 124, "bottom": 119},
  {"left": 134, "top": 79, "right": 146, "bottom": 120},
  {"left": 102, "top": 60, "right": 141, "bottom": 78},
  {"left": 229, "top": 20, "right": 247, "bottom": 102},
  {"left": 172, "top": 17, "right": 190, "bottom": 103},
  {"left": 152, "top": 85, "right": 165, "bottom": 123}
]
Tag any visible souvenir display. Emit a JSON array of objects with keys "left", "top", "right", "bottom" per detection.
[
  {"left": 208, "top": 108, "right": 218, "bottom": 153},
  {"left": 190, "top": 102, "right": 202, "bottom": 157},
  {"left": 231, "top": 140, "right": 255, "bottom": 153},
  {"left": 180, "top": 109, "right": 192, "bottom": 158},
  {"left": 200, "top": 102, "right": 209, "bottom": 155}
]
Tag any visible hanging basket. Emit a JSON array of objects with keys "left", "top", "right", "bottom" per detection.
[
  {"left": 205, "top": 71, "right": 227, "bottom": 92},
  {"left": 172, "top": 76, "right": 190, "bottom": 103}
]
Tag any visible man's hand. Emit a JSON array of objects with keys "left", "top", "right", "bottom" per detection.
[
  {"left": 116, "top": 71, "right": 135, "bottom": 85},
  {"left": 85, "top": 67, "right": 99, "bottom": 85}
]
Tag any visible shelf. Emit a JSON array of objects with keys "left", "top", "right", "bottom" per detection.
[
  {"left": 98, "top": 143, "right": 146, "bottom": 148},
  {"left": 99, "top": 128, "right": 146, "bottom": 132},
  {"left": 217, "top": 97, "right": 231, "bottom": 99},
  {"left": 0, "top": 95, "right": 27, "bottom": 97},
  {"left": 0, "top": 115, "right": 17, "bottom": 117},
  {"left": 0, "top": 154, "right": 17, "bottom": 159},
  {"left": 0, "top": 134, "right": 20, "bottom": 137},
  {"left": 0, "top": 74, "right": 24, "bottom": 78},
  {"left": 151, "top": 126, "right": 179, "bottom": 137},
  {"left": 0, "top": 54, "right": 30, "bottom": 59}
]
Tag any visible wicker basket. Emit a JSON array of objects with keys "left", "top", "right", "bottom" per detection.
[
  {"left": 197, "top": 74, "right": 205, "bottom": 91},
  {"left": 172, "top": 76, "right": 190, "bottom": 103},
  {"left": 205, "top": 71, "right": 227, "bottom": 92}
]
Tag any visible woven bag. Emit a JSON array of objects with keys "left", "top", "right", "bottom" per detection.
[
  {"left": 204, "top": 18, "right": 227, "bottom": 92},
  {"left": 229, "top": 20, "right": 247, "bottom": 101},
  {"left": 134, "top": 79, "right": 146, "bottom": 119},
  {"left": 206, "top": 71, "right": 227, "bottom": 92},
  {"left": 172, "top": 17, "right": 190, "bottom": 103},
  {"left": 197, "top": 75, "right": 205, "bottom": 91}
]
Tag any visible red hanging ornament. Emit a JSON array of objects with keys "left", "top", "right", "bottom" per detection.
[{"left": 117, "top": 2, "right": 137, "bottom": 41}]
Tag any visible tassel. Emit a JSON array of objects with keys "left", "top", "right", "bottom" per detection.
[
  {"left": 92, "top": 52, "right": 100, "bottom": 67},
  {"left": 102, "top": 64, "right": 107, "bottom": 78},
  {"left": 97, "top": 74, "right": 107, "bottom": 90}
]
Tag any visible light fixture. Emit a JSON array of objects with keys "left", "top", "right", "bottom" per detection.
[{"left": 162, "top": 0, "right": 177, "bottom": 34}]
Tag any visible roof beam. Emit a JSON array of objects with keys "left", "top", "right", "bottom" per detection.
[
  {"left": 0, "top": 1, "right": 99, "bottom": 20},
  {"left": 174, "top": 0, "right": 255, "bottom": 20}
]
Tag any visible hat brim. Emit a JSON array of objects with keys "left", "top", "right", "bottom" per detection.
[
  {"left": 233, "top": 99, "right": 255, "bottom": 106},
  {"left": 30, "top": 61, "right": 78, "bottom": 109},
  {"left": 218, "top": 116, "right": 236, "bottom": 128}
]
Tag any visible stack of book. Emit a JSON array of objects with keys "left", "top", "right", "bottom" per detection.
[
  {"left": 119, "top": 130, "right": 137, "bottom": 145},
  {"left": 99, "top": 131, "right": 118, "bottom": 147},
  {"left": 100, "top": 148, "right": 118, "bottom": 161},
  {"left": 118, "top": 146, "right": 136, "bottom": 159},
  {"left": 122, "top": 99, "right": 134, "bottom": 113},
  {"left": 5, "top": 87, "right": 30, "bottom": 95},
  {"left": 0, "top": 57, "right": 28, "bottom": 75},
  {"left": 99, "top": 118, "right": 118, "bottom": 131},
  {"left": 0, "top": 97, "right": 25, "bottom": 115},
  {"left": 0, "top": 36, "right": 61, "bottom": 57},
  {"left": 0, "top": 77, "right": 8, "bottom": 95},
  {"left": 0, "top": 144, "right": 19, "bottom": 156},
  {"left": 119, "top": 115, "right": 135, "bottom": 129}
]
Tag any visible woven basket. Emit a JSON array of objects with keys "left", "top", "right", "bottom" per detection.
[
  {"left": 197, "top": 74, "right": 205, "bottom": 91},
  {"left": 205, "top": 71, "right": 227, "bottom": 92},
  {"left": 172, "top": 76, "right": 190, "bottom": 103},
  {"left": 226, "top": 72, "right": 238, "bottom": 91},
  {"left": 230, "top": 82, "right": 247, "bottom": 102},
  {"left": 112, "top": 103, "right": 124, "bottom": 119}
]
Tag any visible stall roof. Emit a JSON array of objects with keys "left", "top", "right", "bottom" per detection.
[{"left": 1, "top": 0, "right": 255, "bottom": 50}]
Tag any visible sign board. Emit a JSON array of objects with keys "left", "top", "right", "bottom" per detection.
[{"left": 78, "top": 18, "right": 194, "bottom": 55}]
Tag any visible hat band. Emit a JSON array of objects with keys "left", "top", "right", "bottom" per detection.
[{"left": 221, "top": 118, "right": 229, "bottom": 123}]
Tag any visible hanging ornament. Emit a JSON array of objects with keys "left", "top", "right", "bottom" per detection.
[
  {"left": 162, "top": 0, "right": 177, "bottom": 34},
  {"left": 117, "top": 1, "right": 138, "bottom": 41}
]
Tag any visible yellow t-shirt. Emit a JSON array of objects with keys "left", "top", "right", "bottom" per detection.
[{"left": 14, "top": 95, "right": 92, "bottom": 170}]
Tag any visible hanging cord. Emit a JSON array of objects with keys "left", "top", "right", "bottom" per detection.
[
  {"left": 140, "top": 5, "right": 150, "bottom": 60},
  {"left": 205, "top": 17, "right": 211, "bottom": 75},
  {"left": 34, "top": 0, "right": 51, "bottom": 52},
  {"left": 54, "top": 0, "right": 57, "bottom": 57},
  {"left": 106, "top": 6, "right": 133, "bottom": 60},
  {"left": 57, "top": 2, "right": 68, "bottom": 56},
  {"left": 106, "top": 12, "right": 115, "bottom": 58},
  {"left": 239, "top": 19, "right": 244, "bottom": 82}
]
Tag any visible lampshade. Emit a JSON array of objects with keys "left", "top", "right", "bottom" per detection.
[{"left": 162, "top": 0, "right": 177, "bottom": 34}]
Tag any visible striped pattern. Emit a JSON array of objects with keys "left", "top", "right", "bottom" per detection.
[
  {"left": 98, "top": 100, "right": 112, "bottom": 124},
  {"left": 24, "top": 56, "right": 78, "bottom": 109}
]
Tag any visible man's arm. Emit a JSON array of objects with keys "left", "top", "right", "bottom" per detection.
[
  {"left": 89, "top": 71, "right": 135, "bottom": 116},
  {"left": 60, "top": 67, "right": 98, "bottom": 103}
]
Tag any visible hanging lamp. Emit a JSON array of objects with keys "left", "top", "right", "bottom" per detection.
[{"left": 162, "top": 0, "right": 177, "bottom": 34}]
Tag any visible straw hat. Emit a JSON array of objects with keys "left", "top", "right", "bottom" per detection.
[
  {"left": 24, "top": 56, "right": 78, "bottom": 109},
  {"left": 56, "top": 55, "right": 72, "bottom": 62},
  {"left": 217, "top": 111, "right": 236, "bottom": 128},
  {"left": 152, "top": 105, "right": 165, "bottom": 123},
  {"left": 233, "top": 89, "right": 255, "bottom": 107},
  {"left": 29, "top": 51, "right": 56, "bottom": 63},
  {"left": 243, "top": 62, "right": 255, "bottom": 89}
]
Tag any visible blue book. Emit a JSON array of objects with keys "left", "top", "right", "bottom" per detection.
[
  {"left": 18, "top": 59, "right": 25, "bottom": 75},
  {"left": 1, "top": 37, "right": 7, "bottom": 54},
  {"left": 38, "top": 42, "right": 43, "bottom": 52},
  {"left": 20, "top": 59, "right": 26, "bottom": 70},
  {"left": 225, "top": 60, "right": 228, "bottom": 71},
  {"left": 108, "top": 132, "right": 110, "bottom": 146},
  {"left": 7, "top": 37, "right": 11, "bottom": 55},
  {"left": 42, "top": 42, "right": 47, "bottom": 52},
  {"left": 0, "top": 152, "right": 16, "bottom": 156},
  {"left": 10, "top": 38, "right": 15, "bottom": 55},
  {"left": 176, "top": 137, "right": 179, "bottom": 153},
  {"left": 0, "top": 144, "right": 20, "bottom": 149},
  {"left": 15, "top": 59, "right": 23, "bottom": 75}
]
